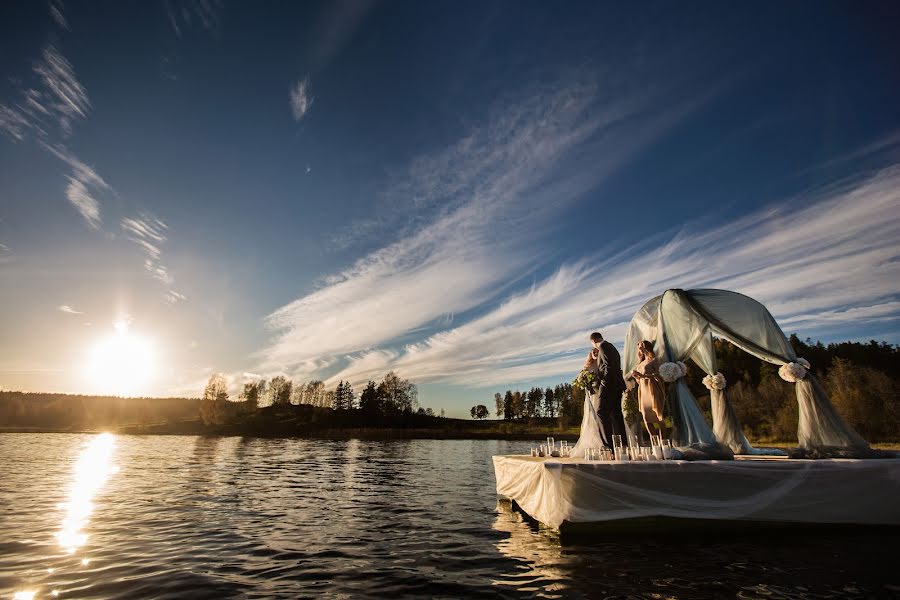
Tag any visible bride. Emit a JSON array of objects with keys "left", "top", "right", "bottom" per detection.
[{"left": 571, "top": 385, "right": 605, "bottom": 458}]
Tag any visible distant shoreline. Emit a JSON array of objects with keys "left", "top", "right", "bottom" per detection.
[
  {"left": 3, "top": 427, "right": 898, "bottom": 449},
  {"left": 0, "top": 424, "right": 581, "bottom": 441}
]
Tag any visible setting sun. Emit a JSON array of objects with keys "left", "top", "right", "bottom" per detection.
[{"left": 84, "top": 321, "right": 157, "bottom": 396}]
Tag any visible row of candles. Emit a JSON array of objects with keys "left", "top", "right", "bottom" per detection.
[
  {"left": 530, "top": 435, "right": 677, "bottom": 461},
  {"left": 531, "top": 437, "right": 573, "bottom": 458}
]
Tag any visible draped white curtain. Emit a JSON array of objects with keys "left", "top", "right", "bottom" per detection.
[
  {"left": 624, "top": 291, "right": 727, "bottom": 455},
  {"left": 624, "top": 288, "right": 870, "bottom": 454}
]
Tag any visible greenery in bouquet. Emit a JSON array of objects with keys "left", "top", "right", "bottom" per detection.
[
  {"left": 621, "top": 389, "right": 640, "bottom": 425},
  {"left": 572, "top": 369, "right": 597, "bottom": 394}
]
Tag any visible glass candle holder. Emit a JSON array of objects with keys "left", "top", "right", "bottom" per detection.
[{"left": 662, "top": 439, "right": 673, "bottom": 459}]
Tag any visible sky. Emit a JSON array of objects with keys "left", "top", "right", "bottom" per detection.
[{"left": 1, "top": 1, "right": 899, "bottom": 416}]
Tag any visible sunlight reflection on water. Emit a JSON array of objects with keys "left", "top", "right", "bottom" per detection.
[
  {"left": 56, "top": 433, "right": 118, "bottom": 555},
  {"left": 10, "top": 434, "right": 118, "bottom": 600}
]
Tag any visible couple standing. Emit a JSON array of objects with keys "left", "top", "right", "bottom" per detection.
[{"left": 580, "top": 331, "right": 627, "bottom": 449}]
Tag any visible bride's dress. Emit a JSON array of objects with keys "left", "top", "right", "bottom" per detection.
[{"left": 571, "top": 392, "right": 605, "bottom": 458}]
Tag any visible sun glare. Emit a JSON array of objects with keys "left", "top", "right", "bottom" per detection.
[{"left": 84, "top": 321, "right": 157, "bottom": 396}]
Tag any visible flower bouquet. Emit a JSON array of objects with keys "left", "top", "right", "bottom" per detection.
[
  {"left": 621, "top": 389, "right": 640, "bottom": 425},
  {"left": 572, "top": 369, "right": 597, "bottom": 394}
]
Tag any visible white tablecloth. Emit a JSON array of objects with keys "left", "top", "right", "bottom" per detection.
[{"left": 492, "top": 455, "right": 900, "bottom": 528}]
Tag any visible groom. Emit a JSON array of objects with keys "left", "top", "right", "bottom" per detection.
[{"left": 584, "top": 332, "right": 628, "bottom": 448}]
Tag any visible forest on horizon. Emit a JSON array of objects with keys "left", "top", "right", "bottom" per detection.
[{"left": 1, "top": 335, "right": 898, "bottom": 441}]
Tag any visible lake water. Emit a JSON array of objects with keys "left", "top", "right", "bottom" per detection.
[{"left": 0, "top": 433, "right": 896, "bottom": 599}]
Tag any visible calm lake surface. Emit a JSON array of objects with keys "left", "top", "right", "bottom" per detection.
[{"left": 0, "top": 433, "right": 896, "bottom": 599}]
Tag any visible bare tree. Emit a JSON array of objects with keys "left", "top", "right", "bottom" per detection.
[
  {"left": 380, "top": 371, "right": 418, "bottom": 414},
  {"left": 269, "top": 376, "right": 293, "bottom": 406},
  {"left": 200, "top": 373, "right": 230, "bottom": 426}
]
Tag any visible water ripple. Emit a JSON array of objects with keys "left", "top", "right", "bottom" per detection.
[{"left": 0, "top": 434, "right": 897, "bottom": 599}]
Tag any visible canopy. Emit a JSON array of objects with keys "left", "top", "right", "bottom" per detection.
[{"left": 623, "top": 289, "right": 869, "bottom": 454}]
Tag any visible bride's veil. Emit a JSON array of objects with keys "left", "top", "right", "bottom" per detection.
[{"left": 571, "top": 391, "right": 604, "bottom": 458}]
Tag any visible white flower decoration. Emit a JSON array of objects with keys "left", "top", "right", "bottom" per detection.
[
  {"left": 778, "top": 362, "right": 808, "bottom": 383},
  {"left": 797, "top": 357, "right": 811, "bottom": 369},
  {"left": 659, "top": 362, "right": 683, "bottom": 382},
  {"left": 702, "top": 372, "right": 727, "bottom": 390}
]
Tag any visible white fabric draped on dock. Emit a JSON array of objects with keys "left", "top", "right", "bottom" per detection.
[{"left": 493, "top": 455, "right": 900, "bottom": 528}]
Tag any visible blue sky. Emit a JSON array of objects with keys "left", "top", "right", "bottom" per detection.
[{"left": 1, "top": 1, "right": 899, "bottom": 415}]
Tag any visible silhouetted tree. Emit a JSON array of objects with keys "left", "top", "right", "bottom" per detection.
[
  {"left": 333, "top": 381, "right": 354, "bottom": 410},
  {"left": 269, "top": 376, "right": 293, "bottom": 406},
  {"left": 526, "top": 387, "right": 544, "bottom": 418},
  {"left": 556, "top": 383, "right": 579, "bottom": 424},
  {"left": 503, "top": 390, "right": 513, "bottom": 420},
  {"left": 200, "top": 373, "right": 230, "bottom": 426},
  {"left": 323, "top": 390, "right": 335, "bottom": 410},
  {"left": 302, "top": 380, "right": 325, "bottom": 407},
  {"left": 341, "top": 381, "right": 355, "bottom": 410},
  {"left": 543, "top": 387, "right": 555, "bottom": 418},
  {"left": 239, "top": 380, "right": 262, "bottom": 413},
  {"left": 256, "top": 379, "right": 269, "bottom": 407},
  {"left": 470, "top": 404, "right": 489, "bottom": 419},
  {"left": 380, "top": 371, "right": 418, "bottom": 414},
  {"left": 511, "top": 390, "right": 524, "bottom": 419},
  {"left": 333, "top": 381, "right": 345, "bottom": 410},
  {"left": 359, "top": 381, "right": 380, "bottom": 415}
]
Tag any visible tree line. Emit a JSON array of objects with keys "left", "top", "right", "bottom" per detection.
[
  {"left": 722, "top": 336, "right": 899, "bottom": 442},
  {"left": 0, "top": 391, "right": 199, "bottom": 430},
  {"left": 478, "top": 336, "right": 900, "bottom": 442},
  {"left": 470, "top": 382, "right": 587, "bottom": 424},
  {"left": 199, "top": 370, "right": 437, "bottom": 427}
]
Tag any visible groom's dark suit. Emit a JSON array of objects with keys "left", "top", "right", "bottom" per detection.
[{"left": 587, "top": 340, "right": 628, "bottom": 448}]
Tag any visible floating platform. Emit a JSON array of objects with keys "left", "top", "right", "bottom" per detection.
[{"left": 492, "top": 455, "right": 900, "bottom": 529}]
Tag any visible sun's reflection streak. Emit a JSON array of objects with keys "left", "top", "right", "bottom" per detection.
[{"left": 55, "top": 433, "right": 118, "bottom": 555}]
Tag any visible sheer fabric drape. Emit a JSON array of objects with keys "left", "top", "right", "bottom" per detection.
[
  {"left": 624, "top": 288, "right": 870, "bottom": 455},
  {"left": 572, "top": 393, "right": 605, "bottom": 458}
]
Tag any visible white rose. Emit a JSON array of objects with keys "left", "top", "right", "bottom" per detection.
[
  {"left": 659, "top": 362, "right": 683, "bottom": 382},
  {"left": 778, "top": 362, "right": 808, "bottom": 383},
  {"left": 702, "top": 372, "right": 727, "bottom": 390}
]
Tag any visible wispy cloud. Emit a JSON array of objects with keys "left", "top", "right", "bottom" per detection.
[
  {"left": 49, "top": 0, "right": 68, "bottom": 30},
  {"left": 121, "top": 215, "right": 186, "bottom": 303},
  {"left": 321, "top": 164, "right": 900, "bottom": 389},
  {"left": 164, "top": 290, "right": 187, "bottom": 304},
  {"left": 0, "top": 105, "right": 31, "bottom": 142},
  {"left": 121, "top": 216, "right": 167, "bottom": 279},
  {"left": 64, "top": 177, "right": 101, "bottom": 229},
  {"left": 41, "top": 142, "right": 110, "bottom": 228},
  {"left": 1, "top": 43, "right": 89, "bottom": 141},
  {"left": 1, "top": 36, "right": 183, "bottom": 306},
  {"left": 33, "top": 45, "right": 90, "bottom": 136},
  {"left": 58, "top": 304, "right": 83, "bottom": 315},
  {"left": 259, "top": 73, "right": 712, "bottom": 377},
  {"left": 42, "top": 142, "right": 109, "bottom": 189},
  {"left": 165, "top": 0, "right": 223, "bottom": 38},
  {"left": 0, "top": 41, "right": 108, "bottom": 228},
  {"left": 289, "top": 77, "right": 313, "bottom": 121},
  {"left": 798, "top": 129, "right": 900, "bottom": 176}
]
